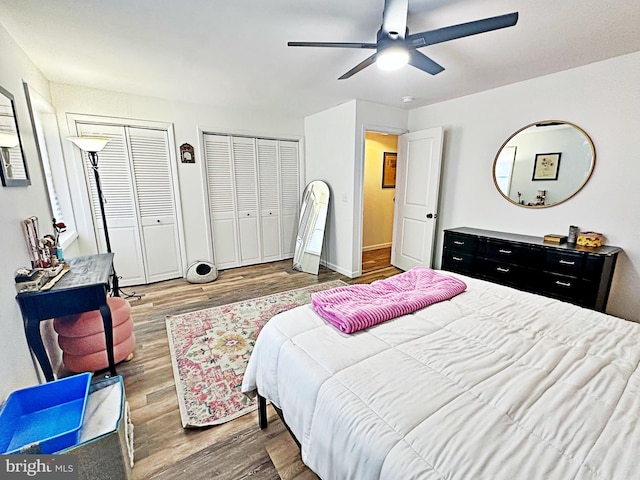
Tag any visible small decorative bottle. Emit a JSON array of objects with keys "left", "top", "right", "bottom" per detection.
[{"left": 568, "top": 225, "right": 579, "bottom": 244}]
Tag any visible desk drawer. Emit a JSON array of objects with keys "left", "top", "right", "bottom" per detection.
[{"left": 444, "top": 233, "right": 477, "bottom": 252}]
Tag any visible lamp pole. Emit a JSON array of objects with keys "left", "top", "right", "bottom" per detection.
[
  {"left": 68, "top": 136, "right": 120, "bottom": 297},
  {"left": 87, "top": 151, "right": 112, "bottom": 254}
]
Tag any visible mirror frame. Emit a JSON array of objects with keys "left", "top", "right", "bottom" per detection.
[
  {"left": 292, "top": 180, "right": 330, "bottom": 274},
  {"left": 493, "top": 120, "right": 595, "bottom": 208},
  {"left": 0, "top": 85, "right": 30, "bottom": 186}
]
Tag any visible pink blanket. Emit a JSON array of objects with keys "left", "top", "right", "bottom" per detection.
[{"left": 311, "top": 267, "right": 467, "bottom": 334}]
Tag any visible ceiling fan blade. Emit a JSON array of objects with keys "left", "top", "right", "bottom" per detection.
[
  {"left": 406, "top": 12, "right": 518, "bottom": 48},
  {"left": 382, "top": 0, "right": 409, "bottom": 38},
  {"left": 288, "top": 41, "right": 376, "bottom": 49},
  {"left": 408, "top": 50, "right": 445, "bottom": 75},
  {"left": 338, "top": 54, "right": 377, "bottom": 80}
]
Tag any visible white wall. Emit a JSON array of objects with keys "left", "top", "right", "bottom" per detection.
[
  {"left": 304, "top": 101, "right": 357, "bottom": 276},
  {"left": 304, "top": 100, "right": 407, "bottom": 277},
  {"left": 409, "top": 51, "right": 640, "bottom": 321},
  {"left": 50, "top": 83, "right": 305, "bottom": 269},
  {"left": 0, "top": 25, "right": 56, "bottom": 395}
]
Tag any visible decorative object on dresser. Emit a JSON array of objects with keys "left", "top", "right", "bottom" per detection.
[
  {"left": 442, "top": 227, "right": 620, "bottom": 312},
  {"left": 577, "top": 231, "right": 605, "bottom": 247},
  {"left": 543, "top": 234, "right": 567, "bottom": 244}
]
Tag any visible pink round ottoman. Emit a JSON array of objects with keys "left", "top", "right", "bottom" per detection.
[{"left": 53, "top": 297, "right": 136, "bottom": 373}]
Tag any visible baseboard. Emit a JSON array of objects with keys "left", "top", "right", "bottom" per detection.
[
  {"left": 322, "top": 259, "right": 356, "bottom": 278},
  {"left": 362, "top": 243, "right": 392, "bottom": 252}
]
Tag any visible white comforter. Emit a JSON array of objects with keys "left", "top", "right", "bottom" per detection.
[{"left": 242, "top": 274, "right": 640, "bottom": 479}]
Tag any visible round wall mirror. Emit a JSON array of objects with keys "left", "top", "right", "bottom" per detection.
[{"left": 493, "top": 121, "right": 595, "bottom": 208}]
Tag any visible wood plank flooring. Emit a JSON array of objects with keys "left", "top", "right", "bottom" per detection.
[
  {"left": 362, "top": 246, "right": 391, "bottom": 273},
  {"left": 113, "top": 253, "right": 400, "bottom": 479}
]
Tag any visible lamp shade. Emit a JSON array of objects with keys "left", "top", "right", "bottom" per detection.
[
  {"left": 0, "top": 131, "right": 19, "bottom": 148},
  {"left": 68, "top": 136, "right": 110, "bottom": 153}
]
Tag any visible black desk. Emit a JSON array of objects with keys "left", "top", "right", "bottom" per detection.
[{"left": 16, "top": 253, "right": 118, "bottom": 382}]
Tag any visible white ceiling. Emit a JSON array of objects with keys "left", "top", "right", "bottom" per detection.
[{"left": 1, "top": 0, "right": 639, "bottom": 118}]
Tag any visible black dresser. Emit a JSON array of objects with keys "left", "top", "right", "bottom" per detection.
[{"left": 442, "top": 227, "right": 621, "bottom": 312}]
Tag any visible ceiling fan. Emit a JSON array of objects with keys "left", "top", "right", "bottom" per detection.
[{"left": 287, "top": 0, "right": 518, "bottom": 79}]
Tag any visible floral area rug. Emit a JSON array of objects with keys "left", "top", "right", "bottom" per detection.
[{"left": 166, "top": 280, "right": 347, "bottom": 428}]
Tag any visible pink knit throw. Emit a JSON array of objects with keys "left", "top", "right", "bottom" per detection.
[{"left": 311, "top": 267, "right": 467, "bottom": 334}]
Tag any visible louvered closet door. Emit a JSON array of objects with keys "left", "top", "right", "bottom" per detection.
[
  {"left": 233, "top": 137, "right": 260, "bottom": 265},
  {"left": 257, "top": 139, "right": 281, "bottom": 262},
  {"left": 204, "top": 134, "right": 239, "bottom": 269},
  {"left": 279, "top": 140, "right": 300, "bottom": 257},
  {"left": 128, "top": 127, "right": 182, "bottom": 283},
  {"left": 77, "top": 123, "right": 146, "bottom": 285}
]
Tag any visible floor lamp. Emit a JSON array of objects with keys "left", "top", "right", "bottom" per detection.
[{"left": 68, "top": 136, "right": 124, "bottom": 297}]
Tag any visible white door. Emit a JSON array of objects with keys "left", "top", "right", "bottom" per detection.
[
  {"left": 391, "top": 127, "right": 444, "bottom": 270},
  {"left": 129, "top": 127, "right": 183, "bottom": 283},
  {"left": 77, "top": 122, "right": 183, "bottom": 286},
  {"left": 77, "top": 123, "right": 146, "bottom": 286},
  {"left": 232, "top": 137, "right": 261, "bottom": 266},
  {"left": 279, "top": 140, "right": 300, "bottom": 258},
  {"left": 257, "top": 139, "right": 282, "bottom": 262},
  {"left": 205, "top": 134, "right": 240, "bottom": 269}
]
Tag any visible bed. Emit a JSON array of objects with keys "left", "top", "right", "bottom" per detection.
[{"left": 241, "top": 271, "right": 640, "bottom": 479}]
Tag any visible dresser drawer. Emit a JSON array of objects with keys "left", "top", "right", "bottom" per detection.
[
  {"left": 539, "top": 272, "right": 595, "bottom": 305},
  {"left": 444, "top": 233, "right": 477, "bottom": 252},
  {"left": 484, "top": 240, "right": 525, "bottom": 262},
  {"left": 442, "top": 248, "right": 474, "bottom": 274},
  {"left": 480, "top": 259, "right": 524, "bottom": 286},
  {"left": 545, "top": 250, "right": 584, "bottom": 275}
]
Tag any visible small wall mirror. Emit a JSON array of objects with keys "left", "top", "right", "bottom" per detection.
[
  {"left": 493, "top": 121, "right": 594, "bottom": 208},
  {"left": 293, "top": 180, "right": 330, "bottom": 274},
  {"left": 0, "top": 86, "right": 30, "bottom": 186}
]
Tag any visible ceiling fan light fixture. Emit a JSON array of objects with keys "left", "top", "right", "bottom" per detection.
[{"left": 376, "top": 46, "right": 409, "bottom": 71}]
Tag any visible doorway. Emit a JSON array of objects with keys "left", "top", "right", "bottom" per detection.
[{"left": 362, "top": 131, "right": 398, "bottom": 273}]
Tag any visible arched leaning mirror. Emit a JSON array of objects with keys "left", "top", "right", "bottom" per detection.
[
  {"left": 493, "top": 121, "right": 595, "bottom": 208},
  {"left": 0, "top": 85, "right": 30, "bottom": 186},
  {"left": 293, "top": 180, "right": 330, "bottom": 274}
]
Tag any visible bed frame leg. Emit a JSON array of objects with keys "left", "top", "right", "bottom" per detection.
[{"left": 258, "top": 394, "right": 268, "bottom": 429}]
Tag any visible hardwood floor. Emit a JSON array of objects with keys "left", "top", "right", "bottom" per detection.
[
  {"left": 113, "top": 258, "right": 400, "bottom": 479},
  {"left": 362, "top": 246, "right": 391, "bottom": 273}
]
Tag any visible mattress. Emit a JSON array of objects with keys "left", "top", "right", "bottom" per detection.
[{"left": 242, "top": 273, "right": 640, "bottom": 479}]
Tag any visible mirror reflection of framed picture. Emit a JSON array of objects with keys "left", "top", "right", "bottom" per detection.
[
  {"left": 532, "top": 152, "right": 561, "bottom": 180},
  {"left": 382, "top": 152, "right": 397, "bottom": 188}
]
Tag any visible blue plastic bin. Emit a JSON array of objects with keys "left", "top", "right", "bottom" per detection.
[{"left": 0, "top": 372, "right": 92, "bottom": 454}]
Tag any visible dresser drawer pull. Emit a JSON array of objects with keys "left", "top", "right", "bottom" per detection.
[
  {"left": 498, "top": 249, "right": 512, "bottom": 254},
  {"left": 555, "top": 280, "right": 572, "bottom": 287},
  {"left": 452, "top": 256, "right": 463, "bottom": 262},
  {"left": 559, "top": 260, "right": 576, "bottom": 265},
  {"left": 496, "top": 267, "right": 510, "bottom": 273},
  {"left": 454, "top": 240, "right": 465, "bottom": 245}
]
